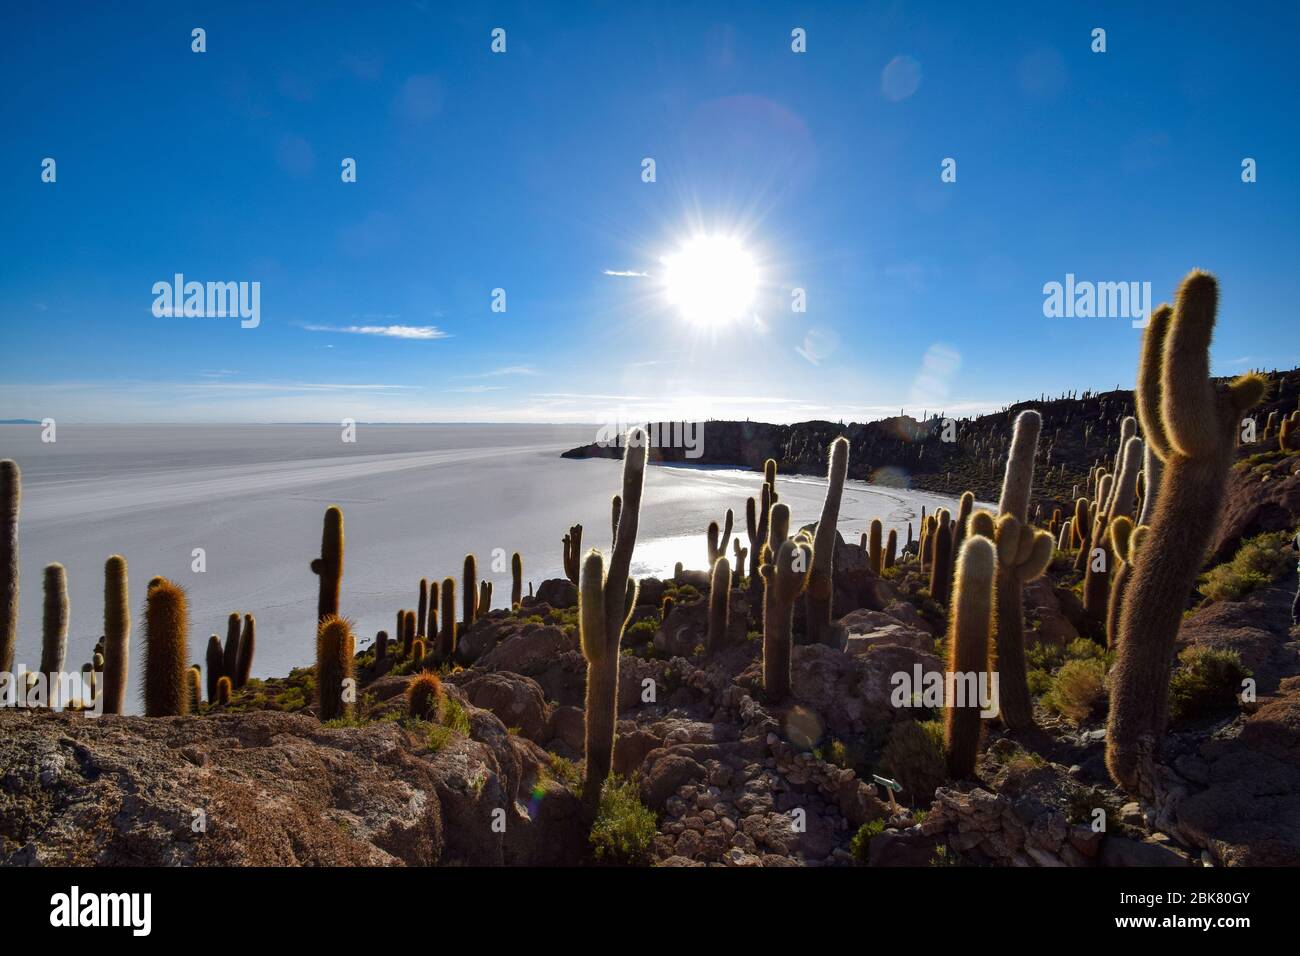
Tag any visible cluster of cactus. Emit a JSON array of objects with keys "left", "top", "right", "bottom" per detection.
[
  {"left": 1106, "top": 271, "right": 1265, "bottom": 797},
  {"left": 805, "top": 437, "right": 849, "bottom": 645},
  {"left": 706, "top": 509, "right": 734, "bottom": 565},
  {"left": 579, "top": 429, "right": 647, "bottom": 804},
  {"left": 562, "top": 524, "right": 583, "bottom": 586}
]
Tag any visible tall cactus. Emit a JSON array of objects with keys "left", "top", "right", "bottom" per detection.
[
  {"left": 951, "top": 491, "right": 975, "bottom": 570},
  {"left": 805, "top": 436, "right": 849, "bottom": 646},
  {"left": 0, "top": 459, "right": 17, "bottom": 675},
  {"left": 437, "top": 576, "right": 456, "bottom": 663},
  {"left": 706, "top": 557, "right": 732, "bottom": 654},
  {"left": 187, "top": 665, "right": 203, "bottom": 710},
  {"left": 143, "top": 579, "right": 189, "bottom": 716},
  {"left": 310, "top": 505, "right": 344, "bottom": 624},
  {"left": 222, "top": 612, "right": 241, "bottom": 680},
  {"left": 316, "top": 615, "right": 355, "bottom": 721},
  {"left": 930, "top": 512, "right": 953, "bottom": 604},
  {"left": 1138, "top": 444, "right": 1163, "bottom": 526},
  {"left": 562, "top": 524, "right": 583, "bottom": 586},
  {"left": 235, "top": 614, "right": 255, "bottom": 688},
  {"left": 417, "top": 578, "right": 429, "bottom": 637},
  {"left": 204, "top": 634, "right": 223, "bottom": 704},
  {"left": 102, "top": 554, "right": 130, "bottom": 714},
  {"left": 867, "top": 519, "right": 883, "bottom": 575},
  {"left": 1106, "top": 518, "right": 1142, "bottom": 648},
  {"left": 511, "top": 552, "right": 523, "bottom": 609},
  {"left": 580, "top": 428, "right": 648, "bottom": 803},
  {"left": 885, "top": 527, "right": 897, "bottom": 569},
  {"left": 462, "top": 554, "right": 478, "bottom": 629},
  {"left": 706, "top": 509, "right": 734, "bottom": 565},
  {"left": 992, "top": 515, "right": 1054, "bottom": 730},
  {"left": 1106, "top": 436, "right": 1144, "bottom": 522},
  {"left": 944, "top": 536, "right": 996, "bottom": 778},
  {"left": 761, "top": 503, "right": 812, "bottom": 702},
  {"left": 1106, "top": 271, "right": 1266, "bottom": 797},
  {"left": 40, "top": 563, "right": 69, "bottom": 683},
  {"left": 998, "top": 410, "right": 1041, "bottom": 523}
]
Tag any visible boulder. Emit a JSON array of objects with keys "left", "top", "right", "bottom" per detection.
[
  {"left": 455, "top": 671, "right": 550, "bottom": 743},
  {"left": 535, "top": 578, "right": 577, "bottom": 609}
]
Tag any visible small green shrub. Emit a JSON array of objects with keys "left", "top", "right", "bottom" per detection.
[
  {"left": 1168, "top": 646, "right": 1252, "bottom": 723},
  {"left": 1199, "top": 530, "right": 1294, "bottom": 602},
  {"left": 1026, "top": 668, "right": 1052, "bottom": 696},
  {"left": 589, "top": 775, "right": 656, "bottom": 865},
  {"left": 849, "top": 818, "right": 886, "bottom": 863},
  {"left": 625, "top": 619, "right": 657, "bottom": 643},
  {"left": 881, "top": 719, "right": 947, "bottom": 804},
  {"left": 1042, "top": 658, "right": 1107, "bottom": 722},
  {"left": 1064, "top": 638, "right": 1104, "bottom": 661}
]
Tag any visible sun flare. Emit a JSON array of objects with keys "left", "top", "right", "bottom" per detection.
[{"left": 660, "top": 234, "right": 759, "bottom": 326}]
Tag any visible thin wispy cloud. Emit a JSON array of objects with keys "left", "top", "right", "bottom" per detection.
[
  {"left": 302, "top": 324, "right": 449, "bottom": 340},
  {"left": 445, "top": 384, "right": 508, "bottom": 393},
  {"left": 604, "top": 269, "right": 651, "bottom": 278},
  {"left": 455, "top": 365, "right": 538, "bottom": 379}
]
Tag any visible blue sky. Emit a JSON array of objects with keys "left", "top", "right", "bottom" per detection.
[{"left": 2, "top": 1, "right": 1297, "bottom": 424}]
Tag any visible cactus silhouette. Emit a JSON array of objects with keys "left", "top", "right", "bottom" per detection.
[
  {"left": 375, "top": 629, "right": 389, "bottom": 663},
  {"left": 1082, "top": 513, "right": 1111, "bottom": 634},
  {"left": 310, "top": 505, "right": 344, "bottom": 624},
  {"left": 0, "top": 459, "right": 18, "bottom": 675},
  {"left": 944, "top": 536, "right": 995, "bottom": 778},
  {"left": 40, "top": 563, "right": 69, "bottom": 688},
  {"left": 930, "top": 515, "right": 954, "bottom": 605},
  {"left": 437, "top": 577, "right": 456, "bottom": 662},
  {"left": 511, "top": 552, "right": 523, "bottom": 609},
  {"left": 478, "top": 579, "right": 492, "bottom": 615},
  {"left": 951, "top": 491, "right": 975, "bottom": 572},
  {"left": 885, "top": 527, "right": 897, "bottom": 569},
  {"left": 101, "top": 554, "right": 130, "bottom": 714},
  {"left": 427, "top": 579, "right": 439, "bottom": 640},
  {"left": 707, "top": 557, "right": 732, "bottom": 654},
  {"left": 316, "top": 615, "right": 355, "bottom": 721},
  {"left": 407, "top": 672, "right": 444, "bottom": 721},
  {"left": 143, "top": 579, "right": 189, "bottom": 716},
  {"left": 611, "top": 495, "right": 622, "bottom": 541},
  {"left": 761, "top": 503, "right": 812, "bottom": 702},
  {"left": 235, "top": 614, "right": 255, "bottom": 688},
  {"left": 992, "top": 514, "right": 1054, "bottom": 730},
  {"left": 562, "top": 524, "right": 583, "bottom": 586},
  {"left": 222, "top": 612, "right": 241, "bottom": 681},
  {"left": 417, "top": 578, "right": 429, "bottom": 637},
  {"left": 402, "top": 609, "right": 416, "bottom": 658},
  {"left": 462, "top": 554, "right": 478, "bottom": 628},
  {"left": 1106, "top": 271, "right": 1266, "bottom": 797},
  {"left": 707, "top": 509, "right": 734, "bottom": 564},
  {"left": 580, "top": 429, "right": 647, "bottom": 804},
  {"left": 732, "top": 538, "right": 747, "bottom": 588},
  {"left": 805, "top": 437, "right": 849, "bottom": 645},
  {"left": 204, "top": 634, "right": 222, "bottom": 703},
  {"left": 998, "top": 411, "right": 1041, "bottom": 523},
  {"left": 215, "top": 675, "right": 232, "bottom": 706}
]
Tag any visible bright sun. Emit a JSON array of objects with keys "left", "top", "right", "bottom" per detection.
[{"left": 661, "top": 234, "right": 759, "bottom": 326}]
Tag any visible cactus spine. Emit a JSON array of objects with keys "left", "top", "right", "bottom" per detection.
[
  {"left": 0, "top": 459, "right": 17, "bottom": 675},
  {"left": 1106, "top": 271, "right": 1266, "bottom": 797},
  {"left": 102, "top": 554, "right": 130, "bottom": 714},
  {"left": 944, "top": 536, "right": 996, "bottom": 778},
  {"left": 761, "top": 503, "right": 812, "bottom": 702},
  {"left": 316, "top": 615, "right": 355, "bottom": 721},
  {"left": 707, "top": 557, "right": 731, "bottom": 654},
  {"left": 235, "top": 614, "right": 255, "bottom": 688},
  {"left": 805, "top": 437, "right": 849, "bottom": 646},
  {"left": 310, "top": 505, "right": 344, "bottom": 624},
  {"left": 511, "top": 552, "right": 523, "bottom": 609},
  {"left": 580, "top": 429, "right": 648, "bottom": 803},
  {"left": 143, "top": 579, "right": 189, "bottom": 716}
]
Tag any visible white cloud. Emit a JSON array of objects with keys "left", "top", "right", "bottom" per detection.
[
  {"left": 303, "top": 324, "right": 449, "bottom": 340},
  {"left": 604, "top": 269, "right": 650, "bottom": 278}
]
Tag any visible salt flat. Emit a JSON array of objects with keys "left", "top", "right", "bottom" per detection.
[{"left": 0, "top": 423, "right": 978, "bottom": 712}]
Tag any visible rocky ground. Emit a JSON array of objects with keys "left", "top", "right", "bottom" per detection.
[{"left": 3, "top": 421, "right": 1298, "bottom": 868}]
